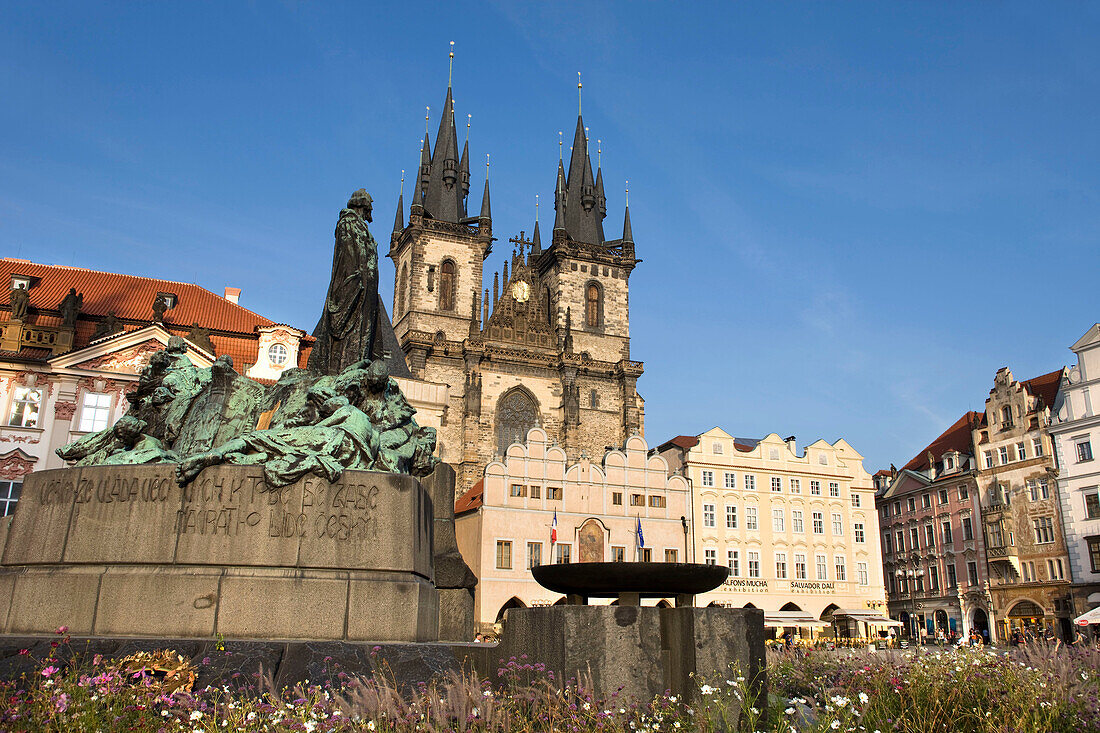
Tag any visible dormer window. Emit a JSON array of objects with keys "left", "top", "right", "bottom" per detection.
[
  {"left": 944, "top": 455, "right": 955, "bottom": 471},
  {"left": 155, "top": 292, "right": 178, "bottom": 309},
  {"left": 10, "top": 275, "right": 31, "bottom": 291},
  {"left": 268, "top": 343, "right": 288, "bottom": 366}
]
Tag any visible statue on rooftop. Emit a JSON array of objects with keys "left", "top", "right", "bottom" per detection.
[
  {"left": 307, "top": 189, "right": 383, "bottom": 375},
  {"left": 152, "top": 294, "right": 168, "bottom": 322},
  {"left": 59, "top": 288, "right": 83, "bottom": 328},
  {"left": 9, "top": 283, "right": 29, "bottom": 321},
  {"left": 92, "top": 311, "right": 123, "bottom": 339}
]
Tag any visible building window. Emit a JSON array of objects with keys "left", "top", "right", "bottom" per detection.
[
  {"left": 910, "top": 527, "right": 920, "bottom": 549},
  {"left": 857, "top": 562, "right": 869, "bottom": 586},
  {"left": 0, "top": 481, "right": 20, "bottom": 517},
  {"left": 747, "top": 551, "right": 760, "bottom": 578},
  {"left": 527, "top": 542, "right": 542, "bottom": 568},
  {"left": 945, "top": 455, "right": 955, "bottom": 470},
  {"left": 585, "top": 282, "right": 601, "bottom": 327},
  {"left": 1088, "top": 538, "right": 1100, "bottom": 573},
  {"left": 744, "top": 474, "right": 756, "bottom": 491},
  {"left": 611, "top": 546, "right": 625, "bottom": 562},
  {"left": 496, "top": 389, "right": 538, "bottom": 455},
  {"left": 962, "top": 516, "right": 974, "bottom": 541},
  {"left": 547, "top": 486, "right": 562, "bottom": 501},
  {"left": 967, "top": 561, "right": 978, "bottom": 586},
  {"left": 78, "top": 392, "right": 112, "bottom": 433},
  {"left": 829, "top": 482, "right": 840, "bottom": 498},
  {"left": 1028, "top": 480, "right": 1038, "bottom": 501},
  {"left": 1078, "top": 441, "right": 1094, "bottom": 463},
  {"left": 1049, "top": 558, "right": 1065, "bottom": 580},
  {"left": 1085, "top": 490, "right": 1100, "bottom": 519},
  {"left": 725, "top": 505, "right": 737, "bottom": 529},
  {"left": 942, "top": 520, "right": 953, "bottom": 544},
  {"left": 664, "top": 549, "right": 678, "bottom": 563},
  {"left": 496, "top": 540, "right": 512, "bottom": 570},
  {"left": 704, "top": 549, "right": 717, "bottom": 565},
  {"left": 775, "top": 552, "right": 788, "bottom": 580},
  {"left": 929, "top": 566, "right": 939, "bottom": 591},
  {"left": 1033, "top": 517, "right": 1055, "bottom": 544},
  {"left": 703, "top": 503, "right": 716, "bottom": 527},
  {"left": 818, "top": 454, "right": 828, "bottom": 465},
  {"left": 555, "top": 544, "right": 571, "bottom": 564},
  {"left": 984, "top": 451, "right": 994, "bottom": 469},
  {"left": 1040, "top": 479, "right": 1050, "bottom": 499},
  {"left": 893, "top": 500, "right": 901, "bottom": 515},
  {"left": 938, "top": 489, "right": 949, "bottom": 505},
  {"left": 724, "top": 472, "right": 736, "bottom": 489},
  {"left": 268, "top": 343, "right": 288, "bottom": 366},
  {"left": 810, "top": 480, "right": 821, "bottom": 496},
  {"left": 959, "top": 485, "right": 969, "bottom": 501},
  {"left": 1033, "top": 437, "right": 1044, "bottom": 457},
  {"left": 771, "top": 477, "right": 782, "bottom": 493},
  {"left": 998, "top": 446, "right": 1009, "bottom": 465},
  {"left": 746, "top": 506, "right": 758, "bottom": 530},
  {"left": 639, "top": 548, "right": 652, "bottom": 562},
  {"left": 924, "top": 524, "right": 935, "bottom": 548},
  {"left": 907, "top": 497, "right": 915, "bottom": 512},
  {"left": 1016, "top": 441, "right": 1026, "bottom": 461},
  {"left": 8, "top": 387, "right": 41, "bottom": 427},
  {"left": 769, "top": 447, "right": 780, "bottom": 460},
  {"left": 815, "top": 554, "right": 827, "bottom": 580},
  {"left": 712, "top": 441, "right": 722, "bottom": 454},
  {"left": 854, "top": 523, "right": 865, "bottom": 543},
  {"left": 772, "top": 508, "right": 785, "bottom": 533},
  {"left": 612, "top": 492, "right": 622, "bottom": 506},
  {"left": 989, "top": 520, "right": 1005, "bottom": 548},
  {"left": 883, "top": 533, "right": 892, "bottom": 554},
  {"left": 946, "top": 563, "right": 957, "bottom": 588},
  {"left": 812, "top": 512, "right": 824, "bottom": 534},
  {"left": 792, "top": 510, "right": 804, "bottom": 533},
  {"left": 727, "top": 550, "right": 740, "bottom": 576},
  {"left": 630, "top": 494, "right": 645, "bottom": 507},
  {"left": 831, "top": 513, "right": 843, "bottom": 535},
  {"left": 648, "top": 495, "right": 666, "bottom": 508},
  {"left": 439, "top": 260, "right": 456, "bottom": 311},
  {"left": 701, "top": 470, "right": 714, "bottom": 487},
  {"left": 510, "top": 484, "right": 525, "bottom": 497},
  {"left": 851, "top": 493, "right": 861, "bottom": 508},
  {"left": 789, "top": 478, "right": 801, "bottom": 494},
  {"left": 896, "top": 530, "right": 905, "bottom": 551},
  {"left": 794, "top": 553, "right": 807, "bottom": 580},
  {"left": 589, "top": 390, "right": 599, "bottom": 409},
  {"left": 921, "top": 493, "right": 931, "bottom": 509},
  {"left": 888, "top": 574, "right": 896, "bottom": 594}
]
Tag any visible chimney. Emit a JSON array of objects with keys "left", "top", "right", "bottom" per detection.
[
  {"left": 224, "top": 287, "right": 241, "bottom": 305},
  {"left": 784, "top": 435, "right": 797, "bottom": 454}
]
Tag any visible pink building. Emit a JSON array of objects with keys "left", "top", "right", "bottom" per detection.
[
  {"left": 876, "top": 412, "right": 993, "bottom": 641},
  {"left": 454, "top": 428, "right": 690, "bottom": 630}
]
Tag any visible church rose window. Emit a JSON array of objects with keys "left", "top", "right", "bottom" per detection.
[
  {"left": 496, "top": 389, "right": 538, "bottom": 454},
  {"left": 439, "top": 260, "right": 456, "bottom": 311}
]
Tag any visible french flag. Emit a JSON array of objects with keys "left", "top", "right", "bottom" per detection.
[{"left": 551, "top": 510, "right": 558, "bottom": 545}]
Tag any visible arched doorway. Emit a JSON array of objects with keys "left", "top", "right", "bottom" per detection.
[
  {"left": 496, "top": 597, "right": 527, "bottom": 623},
  {"left": 1006, "top": 600, "right": 1047, "bottom": 642},
  {"left": 970, "top": 608, "right": 990, "bottom": 644},
  {"left": 781, "top": 602, "right": 802, "bottom": 612},
  {"left": 496, "top": 389, "right": 539, "bottom": 454},
  {"left": 934, "top": 609, "right": 949, "bottom": 632},
  {"left": 899, "top": 611, "right": 912, "bottom": 638}
]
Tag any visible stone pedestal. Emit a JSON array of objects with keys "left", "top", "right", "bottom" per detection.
[
  {"left": 420, "top": 464, "right": 477, "bottom": 641},
  {"left": 456, "top": 605, "right": 765, "bottom": 705},
  {"left": 0, "top": 465, "right": 440, "bottom": 642}
]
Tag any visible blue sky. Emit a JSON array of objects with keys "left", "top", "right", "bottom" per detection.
[{"left": 2, "top": 2, "right": 1098, "bottom": 471}]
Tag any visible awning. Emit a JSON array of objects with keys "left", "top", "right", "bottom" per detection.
[
  {"left": 764, "top": 611, "right": 830, "bottom": 628},
  {"left": 829, "top": 609, "right": 902, "bottom": 626},
  {"left": 1074, "top": 606, "right": 1100, "bottom": 626}
]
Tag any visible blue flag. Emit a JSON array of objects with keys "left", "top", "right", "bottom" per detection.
[{"left": 636, "top": 516, "right": 644, "bottom": 549}]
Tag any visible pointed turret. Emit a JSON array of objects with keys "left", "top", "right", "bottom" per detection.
[
  {"left": 563, "top": 307, "right": 574, "bottom": 354},
  {"left": 479, "top": 175, "right": 491, "bottom": 222},
  {"left": 594, "top": 164, "right": 606, "bottom": 241},
  {"left": 621, "top": 204, "right": 633, "bottom": 244},
  {"left": 553, "top": 159, "right": 566, "bottom": 235},
  {"left": 392, "top": 192, "right": 404, "bottom": 236},
  {"left": 562, "top": 116, "right": 602, "bottom": 245},
  {"left": 412, "top": 133, "right": 431, "bottom": 215},
  {"left": 459, "top": 139, "right": 471, "bottom": 216},
  {"left": 422, "top": 85, "right": 463, "bottom": 222},
  {"left": 530, "top": 220, "right": 542, "bottom": 255}
]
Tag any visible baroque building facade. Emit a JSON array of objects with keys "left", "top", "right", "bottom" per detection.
[
  {"left": 388, "top": 80, "right": 644, "bottom": 497},
  {"left": 454, "top": 427, "right": 689, "bottom": 630},
  {"left": 973, "top": 367, "right": 1072, "bottom": 641},
  {"left": 1050, "top": 324, "right": 1100, "bottom": 617},
  {"left": 657, "top": 430, "right": 890, "bottom": 639},
  {"left": 875, "top": 413, "right": 994, "bottom": 642}
]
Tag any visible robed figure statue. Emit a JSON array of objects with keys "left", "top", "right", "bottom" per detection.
[{"left": 307, "top": 189, "right": 384, "bottom": 375}]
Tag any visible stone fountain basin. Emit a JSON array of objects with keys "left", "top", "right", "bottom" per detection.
[{"left": 531, "top": 562, "right": 729, "bottom": 599}]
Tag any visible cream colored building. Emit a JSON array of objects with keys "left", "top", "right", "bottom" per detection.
[
  {"left": 455, "top": 427, "right": 690, "bottom": 630},
  {"left": 658, "top": 429, "right": 889, "bottom": 637}
]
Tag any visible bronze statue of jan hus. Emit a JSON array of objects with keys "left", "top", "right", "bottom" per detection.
[{"left": 307, "top": 189, "right": 385, "bottom": 375}]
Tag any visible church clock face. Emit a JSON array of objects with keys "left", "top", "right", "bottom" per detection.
[{"left": 511, "top": 280, "right": 530, "bottom": 303}]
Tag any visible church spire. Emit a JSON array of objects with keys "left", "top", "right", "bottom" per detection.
[
  {"left": 562, "top": 113, "right": 602, "bottom": 245},
  {"left": 479, "top": 154, "right": 492, "bottom": 225},
  {"left": 422, "top": 47, "right": 463, "bottom": 223},
  {"left": 393, "top": 170, "right": 405, "bottom": 236},
  {"left": 412, "top": 130, "right": 430, "bottom": 215},
  {"left": 459, "top": 114, "right": 471, "bottom": 215},
  {"left": 553, "top": 154, "right": 566, "bottom": 236},
  {"left": 622, "top": 181, "right": 633, "bottom": 244},
  {"left": 530, "top": 195, "right": 542, "bottom": 255}
]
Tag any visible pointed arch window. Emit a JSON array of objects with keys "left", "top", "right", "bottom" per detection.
[
  {"left": 585, "top": 281, "right": 602, "bottom": 328},
  {"left": 496, "top": 389, "right": 539, "bottom": 455},
  {"left": 397, "top": 262, "right": 408, "bottom": 316},
  {"left": 439, "top": 260, "right": 456, "bottom": 311}
]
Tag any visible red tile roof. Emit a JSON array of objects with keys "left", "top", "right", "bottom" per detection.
[
  {"left": 1, "top": 258, "right": 311, "bottom": 369},
  {"left": 1022, "top": 369, "right": 1063, "bottom": 410},
  {"left": 454, "top": 479, "right": 484, "bottom": 515},
  {"left": 660, "top": 435, "right": 700, "bottom": 451},
  {"left": 902, "top": 411, "right": 980, "bottom": 472},
  {"left": 874, "top": 469, "right": 894, "bottom": 477}
]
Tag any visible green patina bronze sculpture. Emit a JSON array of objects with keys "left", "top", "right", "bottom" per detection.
[{"left": 58, "top": 190, "right": 439, "bottom": 488}]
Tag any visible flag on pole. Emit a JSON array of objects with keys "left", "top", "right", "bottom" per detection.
[
  {"left": 635, "top": 515, "right": 644, "bottom": 549},
  {"left": 551, "top": 510, "right": 558, "bottom": 545}
]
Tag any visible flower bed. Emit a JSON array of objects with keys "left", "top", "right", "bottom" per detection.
[{"left": 1, "top": 628, "right": 1097, "bottom": 731}]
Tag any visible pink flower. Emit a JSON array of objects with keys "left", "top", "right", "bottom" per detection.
[
  {"left": 41, "top": 666, "right": 58, "bottom": 677},
  {"left": 17, "top": 649, "right": 28, "bottom": 656},
  {"left": 56, "top": 626, "right": 68, "bottom": 635}
]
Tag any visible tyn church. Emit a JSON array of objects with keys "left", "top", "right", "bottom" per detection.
[{"left": 388, "top": 79, "right": 644, "bottom": 496}]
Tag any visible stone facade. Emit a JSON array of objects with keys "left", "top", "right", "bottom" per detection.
[
  {"left": 875, "top": 413, "right": 995, "bottom": 642},
  {"left": 973, "top": 367, "right": 1072, "bottom": 641},
  {"left": 388, "top": 83, "right": 643, "bottom": 498},
  {"left": 454, "top": 428, "right": 689, "bottom": 630},
  {"left": 658, "top": 430, "right": 889, "bottom": 638},
  {"left": 1050, "top": 324, "right": 1100, "bottom": 618}
]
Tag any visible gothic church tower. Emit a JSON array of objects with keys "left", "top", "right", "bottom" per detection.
[{"left": 390, "top": 76, "right": 643, "bottom": 496}]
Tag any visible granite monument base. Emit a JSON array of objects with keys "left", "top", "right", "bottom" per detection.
[
  {"left": 456, "top": 606, "right": 766, "bottom": 705},
  {"left": 0, "top": 465, "right": 440, "bottom": 642}
]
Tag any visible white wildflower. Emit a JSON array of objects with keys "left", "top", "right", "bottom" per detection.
[
  {"left": 785, "top": 707, "right": 795, "bottom": 715},
  {"left": 831, "top": 721, "right": 841, "bottom": 730},
  {"left": 699, "top": 684, "right": 716, "bottom": 695},
  {"left": 190, "top": 711, "right": 203, "bottom": 721},
  {"left": 858, "top": 691, "right": 869, "bottom": 704}
]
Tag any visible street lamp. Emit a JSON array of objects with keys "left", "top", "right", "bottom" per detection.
[{"left": 896, "top": 568, "right": 919, "bottom": 641}]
